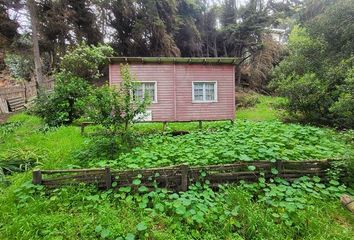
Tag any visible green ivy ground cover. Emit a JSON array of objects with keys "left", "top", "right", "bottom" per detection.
[{"left": 85, "top": 121, "right": 348, "bottom": 169}]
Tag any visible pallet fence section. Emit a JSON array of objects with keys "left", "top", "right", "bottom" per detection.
[{"left": 32, "top": 160, "right": 338, "bottom": 191}]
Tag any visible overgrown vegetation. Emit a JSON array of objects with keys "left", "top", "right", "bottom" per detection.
[
  {"left": 270, "top": 0, "right": 354, "bottom": 128},
  {"left": 1, "top": 172, "right": 353, "bottom": 239},
  {"left": 31, "top": 44, "right": 115, "bottom": 126},
  {"left": 4, "top": 53, "right": 32, "bottom": 81},
  {"left": 0, "top": 107, "right": 353, "bottom": 239}
]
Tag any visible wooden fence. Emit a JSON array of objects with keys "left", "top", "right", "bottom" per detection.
[
  {"left": 0, "top": 80, "right": 54, "bottom": 113},
  {"left": 0, "top": 80, "right": 54, "bottom": 100},
  {"left": 32, "top": 160, "right": 335, "bottom": 191}
]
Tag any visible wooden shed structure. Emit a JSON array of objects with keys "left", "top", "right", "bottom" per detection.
[{"left": 109, "top": 57, "right": 237, "bottom": 122}]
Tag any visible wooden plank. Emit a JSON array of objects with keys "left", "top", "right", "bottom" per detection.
[
  {"left": 41, "top": 168, "right": 105, "bottom": 174},
  {"left": 0, "top": 97, "right": 9, "bottom": 113},
  {"left": 105, "top": 167, "right": 112, "bottom": 189},
  {"left": 180, "top": 164, "right": 189, "bottom": 191}
]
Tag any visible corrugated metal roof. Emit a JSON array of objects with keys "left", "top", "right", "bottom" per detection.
[{"left": 108, "top": 57, "right": 240, "bottom": 65}]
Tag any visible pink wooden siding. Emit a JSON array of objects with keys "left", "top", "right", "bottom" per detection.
[{"left": 109, "top": 63, "right": 235, "bottom": 121}]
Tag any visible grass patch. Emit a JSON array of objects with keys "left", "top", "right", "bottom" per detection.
[{"left": 237, "top": 95, "right": 285, "bottom": 121}]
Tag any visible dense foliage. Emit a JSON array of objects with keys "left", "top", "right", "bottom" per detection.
[
  {"left": 271, "top": 0, "right": 354, "bottom": 128},
  {"left": 60, "top": 44, "right": 114, "bottom": 81},
  {"left": 32, "top": 72, "right": 90, "bottom": 126},
  {"left": 4, "top": 53, "right": 32, "bottom": 80}
]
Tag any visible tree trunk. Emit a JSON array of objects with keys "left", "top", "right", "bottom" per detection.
[
  {"left": 213, "top": 35, "right": 218, "bottom": 57},
  {"left": 27, "top": 0, "right": 44, "bottom": 93},
  {"left": 235, "top": 64, "right": 241, "bottom": 87}
]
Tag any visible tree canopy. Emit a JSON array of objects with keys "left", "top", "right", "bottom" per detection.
[{"left": 2, "top": 0, "right": 298, "bottom": 87}]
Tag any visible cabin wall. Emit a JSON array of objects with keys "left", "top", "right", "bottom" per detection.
[
  {"left": 175, "top": 64, "right": 235, "bottom": 121},
  {"left": 110, "top": 64, "right": 175, "bottom": 121},
  {"left": 109, "top": 63, "right": 235, "bottom": 122}
]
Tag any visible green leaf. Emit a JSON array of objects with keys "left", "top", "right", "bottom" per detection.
[
  {"left": 125, "top": 233, "right": 135, "bottom": 240},
  {"left": 101, "top": 229, "right": 111, "bottom": 238},
  {"left": 132, "top": 179, "right": 141, "bottom": 185},
  {"left": 119, "top": 186, "right": 131, "bottom": 193},
  {"left": 138, "top": 186, "right": 148, "bottom": 192},
  {"left": 329, "top": 180, "right": 339, "bottom": 186},
  {"left": 95, "top": 225, "right": 102, "bottom": 233},
  {"left": 271, "top": 168, "right": 279, "bottom": 175},
  {"left": 248, "top": 166, "right": 256, "bottom": 171},
  {"left": 136, "top": 222, "right": 147, "bottom": 231}
]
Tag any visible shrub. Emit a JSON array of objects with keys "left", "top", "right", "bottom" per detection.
[
  {"left": 4, "top": 53, "right": 33, "bottom": 81},
  {"left": 32, "top": 72, "right": 91, "bottom": 126},
  {"left": 84, "top": 64, "right": 150, "bottom": 155},
  {"left": 86, "top": 64, "right": 150, "bottom": 133},
  {"left": 330, "top": 68, "right": 354, "bottom": 128},
  {"left": 272, "top": 73, "right": 331, "bottom": 123},
  {"left": 60, "top": 43, "right": 113, "bottom": 81}
]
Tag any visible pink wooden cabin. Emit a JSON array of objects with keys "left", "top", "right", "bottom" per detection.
[{"left": 109, "top": 57, "right": 236, "bottom": 122}]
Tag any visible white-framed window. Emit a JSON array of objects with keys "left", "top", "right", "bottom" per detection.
[
  {"left": 133, "top": 81, "right": 157, "bottom": 103},
  {"left": 192, "top": 81, "right": 217, "bottom": 102}
]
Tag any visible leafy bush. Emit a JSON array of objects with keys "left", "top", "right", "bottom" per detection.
[
  {"left": 330, "top": 68, "right": 354, "bottom": 128},
  {"left": 272, "top": 73, "right": 331, "bottom": 123},
  {"left": 83, "top": 65, "right": 150, "bottom": 157},
  {"left": 60, "top": 43, "right": 113, "bottom": 81},
  {"left": 86, "top": 64, "right": 150, "bottom": 132},
  {"left": 4, "top": 53, "right": 33, "bottom": 81},
  {"left": 32, "top": 72, "right": 91, "bottom": 126}
]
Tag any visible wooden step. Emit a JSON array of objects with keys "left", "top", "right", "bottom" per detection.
[{"left": 7, "top": 96, "right": 25, "bottom": 112}]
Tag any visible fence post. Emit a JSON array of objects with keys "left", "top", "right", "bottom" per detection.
[
  {"left": 276, "top": 160, "right": 283, "bottom": 176},
  {"left": 33, "top": 170, "right": 42, "bottom": 185},
  {"left": 105, "top": 167, "right": 112, "bottom": 189},
  {"left": 198, "top": 121, "right": 202, "bottom": 129},
  {"left": 180, "top": 164, "right": 189, "bottom": 191}
]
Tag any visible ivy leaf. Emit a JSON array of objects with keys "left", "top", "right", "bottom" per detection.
[
  {"left": 95, "top": 225, "right": 102, "bottom": 233},
  {"left": 271, "top": 168, "right": 279, "bottom": 175},
  {"left": 248, "top": 166, "right": 256, "bottom": 171},
  {"left": 136, "top": 222, "right": 147, "bottom": 231},
  {"left": 125, "top": 233, "right": 135, "bottom": 240},
  {"left": 138, "top": 186, "right": 148, "bottom": 192},
  {"left": 101, "top": 229, "right": 111, "bottom": 238},
  {"left": 132, "top": 179, "right": 141, "bottom": 185}
]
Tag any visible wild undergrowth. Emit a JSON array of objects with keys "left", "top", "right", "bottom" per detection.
[
  {"left": 1, "top": 176, "right": 353, "bottom": 240},
  {"left": 1, "top": 113, "right": 353, "bottom": 239}
]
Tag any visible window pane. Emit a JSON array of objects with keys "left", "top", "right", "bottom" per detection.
[
  {"left": 144, "top": 82, "right": 156, "bottom": 102},
  {"left": 193, "top": 83, "right": 204, "bottom": 101},
  {"left": 205, "top": 83, "right": 215, "bottom": 101},
  {"left": 134, "top": 84, "right": 143, "bottom": 100}
]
